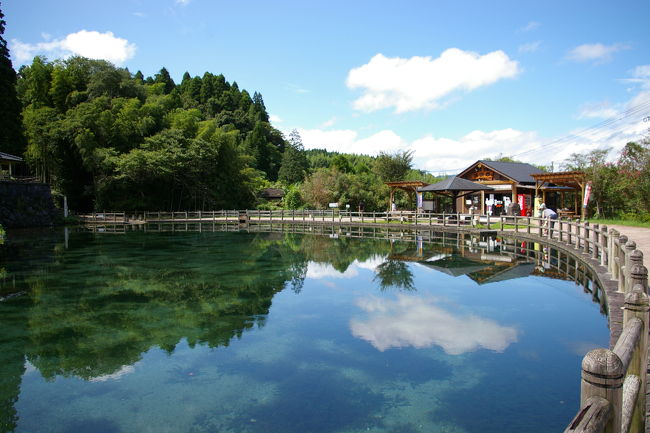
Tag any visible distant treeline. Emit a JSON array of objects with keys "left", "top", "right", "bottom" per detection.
[{"left": 9, "top": 57, "right": 444, "bottom": 212}]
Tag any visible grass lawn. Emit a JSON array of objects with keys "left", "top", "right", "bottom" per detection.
[{"left": 587, "top": 218, "right": 650, "bottom": 229}]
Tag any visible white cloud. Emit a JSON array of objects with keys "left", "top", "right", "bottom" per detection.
[
  {"left": 409, "top": 128, "right": 542, "bottom": 172},
  {"left": 320, "top": 117, "right": 336, "bottom": 128},
  {"left": 176, "top": 0, "right": 192, "bottom": 4},
  {"left": 350, "top": 295, "right": 518, "bottom": 354},
  {"left": 346, "top": 49, "right": 520, "bottom": 113},
  {"left": 622, "top": 65, "right": 650, "bottom": 89},
  {"left": 518, "top": 41, "right": 541, "bottom": 54},
  {"left": 577, "top": 101, "right": 619, "bottom": 119},
  {"left": 11, "top": 30, "right": 136, "bottom": 65},
  {"left": 269, "top": 114, "right": 283, "bottom": 123},
  {"left": 632, "top": 65, "right": 650, "bottom": 78},
  {"left": 298, "top": 128, "right": 405, "bottom": 155},
  {"left": 566, "top": 43, "right": 629, "bottom": 64},
  {"left": 520, "top": 21, "right": 540, "bottom": 32}
]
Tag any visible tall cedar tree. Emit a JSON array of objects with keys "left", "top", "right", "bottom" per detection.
[
  {"left": 278, "top": 129, "right": 309, "bottom": 183},
  {"left": 0, "top": 3, "right": 25, "bottom": 156}
]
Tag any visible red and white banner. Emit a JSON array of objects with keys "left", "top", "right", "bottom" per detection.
[{"left": 583, "top": 182, "right": 592, "bottom": 208}]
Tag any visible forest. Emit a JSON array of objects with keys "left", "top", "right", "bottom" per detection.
[{"left": 7, "top": 55, "right": 437, "bottom": 212}]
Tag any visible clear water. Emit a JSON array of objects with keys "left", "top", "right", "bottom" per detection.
[{"left": 0, "top": 227, "right": 609, "bottom": 433}]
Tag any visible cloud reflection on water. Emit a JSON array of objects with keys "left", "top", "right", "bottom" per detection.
[{"left": 350, "top": 295, "right": 518, "bottom": 355}]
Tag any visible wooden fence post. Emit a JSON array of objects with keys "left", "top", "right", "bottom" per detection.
[
  {"left": 580, "top": 349, "right": 624, "bottom": 433},
  {"left": 623, "top": 286, "right": 649, "bottom": 433},
  {"left": 600, "top": 226, "right": 608, "bottom": 267},
  {"left": 583, "top": 222, "right": 590, "bottom": 254},
  {"left": 614, "top": 235, "right": 628, "bottom": 284},
  {"left": 609, "top": 229, "right": 619, "bottom": 275},
  {"left": 622, "top": 241, "right": 637, "bottom": 293},
  {"left": 592, "top": 224, "right": 599, "bottom": 259},
  {"left": 628, "top": 264, "right": 648, "bottom": 294}
]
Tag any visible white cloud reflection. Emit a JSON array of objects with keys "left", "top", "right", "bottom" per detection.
[
  {"left": 306, "top": 255, "right": 387, "bottom": 280},
  {"left": 350, "top": 295, "right": 518, "bottom": 355},
  {"left": 89, "top": 364, "right": 135, "bottom": 382}
]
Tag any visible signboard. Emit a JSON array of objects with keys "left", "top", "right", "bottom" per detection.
[
  {"left": 328, "top": 203, "right": 338, "bottom": 208},
  {"left": 417, "top": 192, "right": 423, "bottom": 208},
  {"left": 583, "top": 182, "right": 592, "bottom": 208}
]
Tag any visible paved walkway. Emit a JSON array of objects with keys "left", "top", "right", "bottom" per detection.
[{"left": 607, "top": 224, "right": 650, "bottom": 262}]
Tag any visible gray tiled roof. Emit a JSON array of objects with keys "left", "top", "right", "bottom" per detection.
[
  {"left": 476, "top": 160, "right": 546, "bottom": 183},
  {"left": 418, "top": 176, "right": 494, "bottom": 192},
  {"left": 0, "top": 152, "right": 23, "bottom": 162}
]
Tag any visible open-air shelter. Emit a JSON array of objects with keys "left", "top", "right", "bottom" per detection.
[
  {"left": 530, "top": 171, "right": 587, "bottom": 219},
  {"left": 0, "top": 152, "right": 23, "bottom": 178},
  {"left": 418, "top": 176, "right": 494, "bottom": 213},
  {"left": 385, "top": 180, "right": 429, "bottom": 211}
]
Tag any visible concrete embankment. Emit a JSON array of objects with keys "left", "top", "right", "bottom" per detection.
[{"left": 0, "top": 182, "right": 60, "bottom": 228}]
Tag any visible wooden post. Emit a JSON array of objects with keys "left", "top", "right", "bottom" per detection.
[
  {"left": 592, "top": 224, "right": 599, "bottom": 259},
  {"left": 600, "top": 226, "right": 608, "bottom": 267},
  {"left": 628, "top": 264, "right": 648, "bottom": 293},
  {"left": 583, "top": 222, "right": 590, "bottom": 254},
  {"left": 514, "top": 215, "right": 519, "bottom": 233},
  {"left": 580, "top": 349, "right": 624, "bottom": 433},
  {"left": 538, "top": 217, "right": 543, "bottom": 237},
  {"left": 623, "top": 286, "right": 649, "bottom": 433},
  {"left": 614, "top": 235, "right": 628, "bottom": 290},
  {"left": 622, "top": 241, "right": 637, "bottom": 293},
  {"left": 567, "top": 221, "right": 572, "bottom": 246},
  {"left": 527, "top": 216, "right": 531, "bottom": 234},
  {"left": 609, "top": 230, "right": 619, "bottom": 276},
  {"left": 558, "top": 219, "right": 563, "bottom": 242}
]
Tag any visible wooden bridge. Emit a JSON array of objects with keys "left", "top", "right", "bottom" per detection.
[{"left": 76, "top": 209, "right": 649, "bottom": 433}]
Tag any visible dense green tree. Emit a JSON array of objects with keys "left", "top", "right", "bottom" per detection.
[
  {"left": 373, "top": 150, "right": 413, "bottom": 182},
  {"left": 0, "top": 3, "right": 25, "bottom": 155},
  {"left": 278, "top": 129, "right": 309, "bottom": 184},
  {"left": 154, "top": 67, "right": 175, "bottom": 94},
  {"left": 15, "top": 56, "right": 284, "bottom": 210}
]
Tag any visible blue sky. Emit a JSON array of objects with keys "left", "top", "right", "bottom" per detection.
[{"left": 5, "top": 0, "right": 650, "bottom": 173}]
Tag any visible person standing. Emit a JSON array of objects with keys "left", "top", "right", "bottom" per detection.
[{"left": 539, "top": 203, "right": 558, "bottom": 236}]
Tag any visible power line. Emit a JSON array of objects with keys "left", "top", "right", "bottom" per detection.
[
  {"left": 422, "top": 99, "right": 650, "bottom": 172},
  {"left": 511, "top": 99, "right": 650, "bottom": 159}
]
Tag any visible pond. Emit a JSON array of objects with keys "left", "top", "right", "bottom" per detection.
[{"left": 0, "top": 225, "right": 609, "bottom": 433}]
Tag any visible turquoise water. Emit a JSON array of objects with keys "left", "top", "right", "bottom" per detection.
[{"left": 0, "top": 227, "right": 609, "bottom": 433}]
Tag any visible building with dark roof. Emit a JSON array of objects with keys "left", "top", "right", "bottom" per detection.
[
  {"left": 455, "top": 160, "right": 546, "bottom": 216},
  {"left": 259, "top": 188, "right": 285, "bottom": 201},
  {"left": 0, "top": 152, "right": 24, "bottom": 178}
]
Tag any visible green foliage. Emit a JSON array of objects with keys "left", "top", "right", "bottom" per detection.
[
  {"left": 563, "top": 140, "right": 650, "bottom": 220},
  {"left": 0, "top": 4, "right": 26, "bottom": 155},
  {"left": 283, "top": 185, "right": 304, "bottom": 209},
  {"left": 373, "top": 150, "right": 413, "bottom": 182},
  {"left": 278, "top": 129, "right": 308, "bottom": 183},
  {"left": 16, "top": 56, "right": 285, "bottom": 211}
]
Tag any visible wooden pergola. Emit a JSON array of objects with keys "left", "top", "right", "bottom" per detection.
[
  {"left": 531, "top": 171, "right": 587, "bottom": 219},
  {"left": 385, "top": 181, "right": 429, "bottom": 211}
]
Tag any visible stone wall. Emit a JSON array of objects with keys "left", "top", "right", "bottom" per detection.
[{"left": 0, "top": 182, "right": 61, "bottom": 228}]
